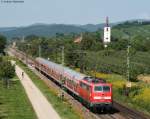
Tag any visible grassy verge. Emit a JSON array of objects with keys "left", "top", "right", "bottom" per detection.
[
  {"left": 0, "top": 76, "right": 37, "bottom": 119},
  {"left": 16, "top": 60, "right": 83, "bottom": 119}
]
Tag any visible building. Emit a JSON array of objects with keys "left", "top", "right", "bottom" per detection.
[{"left": 103, "top": 17, "right": 111, "bottom": 47}]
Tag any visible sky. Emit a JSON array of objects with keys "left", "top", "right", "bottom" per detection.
[{"left": 0, "top": 0, "right": 150, "bottom": 27}]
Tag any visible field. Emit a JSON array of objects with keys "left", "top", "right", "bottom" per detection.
[{"left": 0, "top": 76, "right": 37, "bottom": 119}]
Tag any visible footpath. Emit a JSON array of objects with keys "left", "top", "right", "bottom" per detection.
[{"left": 13, "top": 61, "right": 61, "bottom": 119}]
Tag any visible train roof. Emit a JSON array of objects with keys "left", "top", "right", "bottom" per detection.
[{"left": 36, "top": 57, "right": 86, "bottom": 81}]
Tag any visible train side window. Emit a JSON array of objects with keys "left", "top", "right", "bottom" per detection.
[
  {"left": 80, "top": 82, "right": 90, "bottom": 91},
  {"left": 80, "top": 82, "right": 85, "bottom": 88},
  {"left": 86, "top": 85, "right": 90, "bottom": 91}
]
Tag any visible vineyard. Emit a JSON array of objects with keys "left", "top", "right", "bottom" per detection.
[{"left": 82, "top": 50, "right": 150, "bottom": 81}]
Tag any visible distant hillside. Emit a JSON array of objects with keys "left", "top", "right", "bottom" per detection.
[
  {"left": 81, "top": 23, "right": 116, "bottom": 32},
  {"left": 0, "top": 27, "right": 17, "bottom": 32},
  {"left": 80, "top": 24, "right": 104, "bottom": 32},
  {"left": 111, "top": 20, "right": 150, "bottom": 39},
  {"left": 0, "top": 24, "right": 86, "bottom": 39},
  {"left": 1, "top": 19, "right": 150, "bottom": 40},
  {"left": 0, "top": 24, "right": 105, "bottom": 39}
]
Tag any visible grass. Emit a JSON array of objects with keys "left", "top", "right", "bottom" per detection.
[
  {"left": 0, "top": 76, "right": 37, "bottom": 119},
  {"left": 16, "top": 60, "right": 83, "bottom": 119}
]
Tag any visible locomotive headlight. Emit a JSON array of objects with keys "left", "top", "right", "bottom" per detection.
[
  {"left": 94, "top": 96, "right": 102, "bottom": 99},
  {"left": 104, "top": 96, "right": 111, "bottom": 99},
  {"left": 94, "top": 96, "right": 111, "bottom": 100}
]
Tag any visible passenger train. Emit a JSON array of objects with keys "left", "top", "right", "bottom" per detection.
[
  {"left": 34, "top": 57, "right": 113, "bottom": 110},
  {"left": 11, "top": 48, "right": 113, "bottom": 110}
]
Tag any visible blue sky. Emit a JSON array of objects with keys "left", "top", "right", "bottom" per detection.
[{"left": 0, "top": 0, "right": 150, "bottom": 27}]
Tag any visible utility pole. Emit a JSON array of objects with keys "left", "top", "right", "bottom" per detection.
[
  {"left": 127, "top": 45, "right": 130, "bottom": 82},
  {"left": 22, "top": 36, "right": 25, "bottom": 42},
  {"left": 125, "top": 45, "right": 132, "bottom": 96},
  {"left": 61, "top": 46, "right": 65, "bottom": 100},
  {"left": 26, "top": 43, "right": 31, "bottom": 65},
  {"left": 61, "top": 46, "right": 64, "bottom": 66},
  {"left": 39, "top": 45, "right": 41, "bottom": 58},
  {"left": 21, "top": 36, "right": 26, "bottom": 62},
  {"left": 39, "top": 45, "right": 41, "bottom": 72}
]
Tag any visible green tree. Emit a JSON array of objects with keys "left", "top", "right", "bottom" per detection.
[
  {"left": 0, "top": 59, "right": 15, "bottom": 88},
  {"left": 81, "top": 33, "right": 103, "bottom": 51},
  {"left": 109, "top": 39, "right": 128, "bottom": 50},
  {"left": 0, "top": 35, "right": 7, "bottom": 54}
]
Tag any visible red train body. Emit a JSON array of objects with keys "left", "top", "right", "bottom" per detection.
[{"left": 35, "top": 57, "right": 113, "bottom": 109}]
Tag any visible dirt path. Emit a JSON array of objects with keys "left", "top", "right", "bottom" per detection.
[{"left": 13, "top": 61, "right": 61, "bottom": 119}]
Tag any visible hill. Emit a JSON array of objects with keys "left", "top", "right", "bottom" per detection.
[
  {"left": 1, "top": 19, "right": 150, "bottom": 40},
  {"left": 111, "top": 20, "right": 150, "bottom": 39},
  {"left": 0, "top": 24, "right": 105, "bottom": 39},
  {"left": 0, "top": 24, "right": 86, "bottom": 39}
]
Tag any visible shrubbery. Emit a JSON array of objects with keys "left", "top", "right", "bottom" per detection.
[
  {"left": 0, "top": 57, "right": 15, "bottom": 88},
  {"left": 15, "top": 30, "right": 150, "bottom": 81}
]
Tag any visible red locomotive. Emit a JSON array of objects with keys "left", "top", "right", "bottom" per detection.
[{"left": 35, "top": 57, "right": 113, "bottom": 110}]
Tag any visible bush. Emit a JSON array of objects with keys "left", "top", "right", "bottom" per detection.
[
  {"left": 133, "top": 88, "right": 150, "bottom": 112},
  {"left": 0, "top": 58, "right": 15, "bottom": 79}
]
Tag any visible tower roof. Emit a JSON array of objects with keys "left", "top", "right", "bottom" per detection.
[{"left": 106, "top": 16, "right": 109, "bottom": 27}]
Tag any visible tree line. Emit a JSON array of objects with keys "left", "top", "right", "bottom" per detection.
[
  {"left": 0, "top": 35, "right": 15, "bottom": 88},
  {"left": 14, "top": 31, "right": 150, "bottom": 82}
]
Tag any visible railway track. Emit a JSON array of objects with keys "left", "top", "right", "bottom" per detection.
[
  {"left": 34, "top": 66, "right": 150, "bottom": 119},
  {"left": 8, "top": 48, "right": 150, "bottom": 119},
  {"left": 30, "top": 65, "right": 127, "bottom": 119},
  {"left": 113, "top": 101, "right": 150, "bottom": 119}
]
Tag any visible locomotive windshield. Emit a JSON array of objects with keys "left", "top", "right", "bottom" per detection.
[{"left": 94, "top": 86, "right": 110, "bottom": 92}]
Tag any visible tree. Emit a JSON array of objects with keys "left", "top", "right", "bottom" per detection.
[
  {"left": 0, "top": 59, "right": 15, "bottom": 88},
  {"left": 0, "top": 35, "right": 7, "bottom": 54},
  {"left": 81, "top": 33, "right": 103, "bottom": 51},
  {"left": 109, "top": 39, "right": 128, "bottom": 50},
  {"left": 25, "top": 35, "right": 39, "bottom": 41}
]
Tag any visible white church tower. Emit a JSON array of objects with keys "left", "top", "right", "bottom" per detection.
[{"left": 103, "top": 17, "right": 111, "bottom": 47}]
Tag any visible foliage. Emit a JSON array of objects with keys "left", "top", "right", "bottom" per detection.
[
  {"left": 80, "top": 32, "right": 103, "bottom": 51},
  {"left": 15, "top": 23, "right": 150, "bottom": 81},
  {"left": 133, "top": 88, "right": 150, "bottom": 111},
  {"left": 0, "top": 35, "right": 7, "bottom": 54},
  {"left": 108, "top": 39, "right": 128, "bottom": 50},
  {"left": 0, "top": 58, "right": 15, "bottom": 79},
  {"left": 94, "top": 72, "right": 150, "bottom": 114}
]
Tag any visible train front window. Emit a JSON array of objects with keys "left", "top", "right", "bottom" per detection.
[
  {"left": 103, "top": 86, "right": 110, "bottom": 92},
  {"left": 94, "top": 86, "right": 110, "bottom": 92},
  {"left": 94, "top": 86, "right": 102, "bottom": 92}
]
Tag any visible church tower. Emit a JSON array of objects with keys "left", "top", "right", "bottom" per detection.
[{"left": 103, "top": 17, "right": 111, "bottom": 47}]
